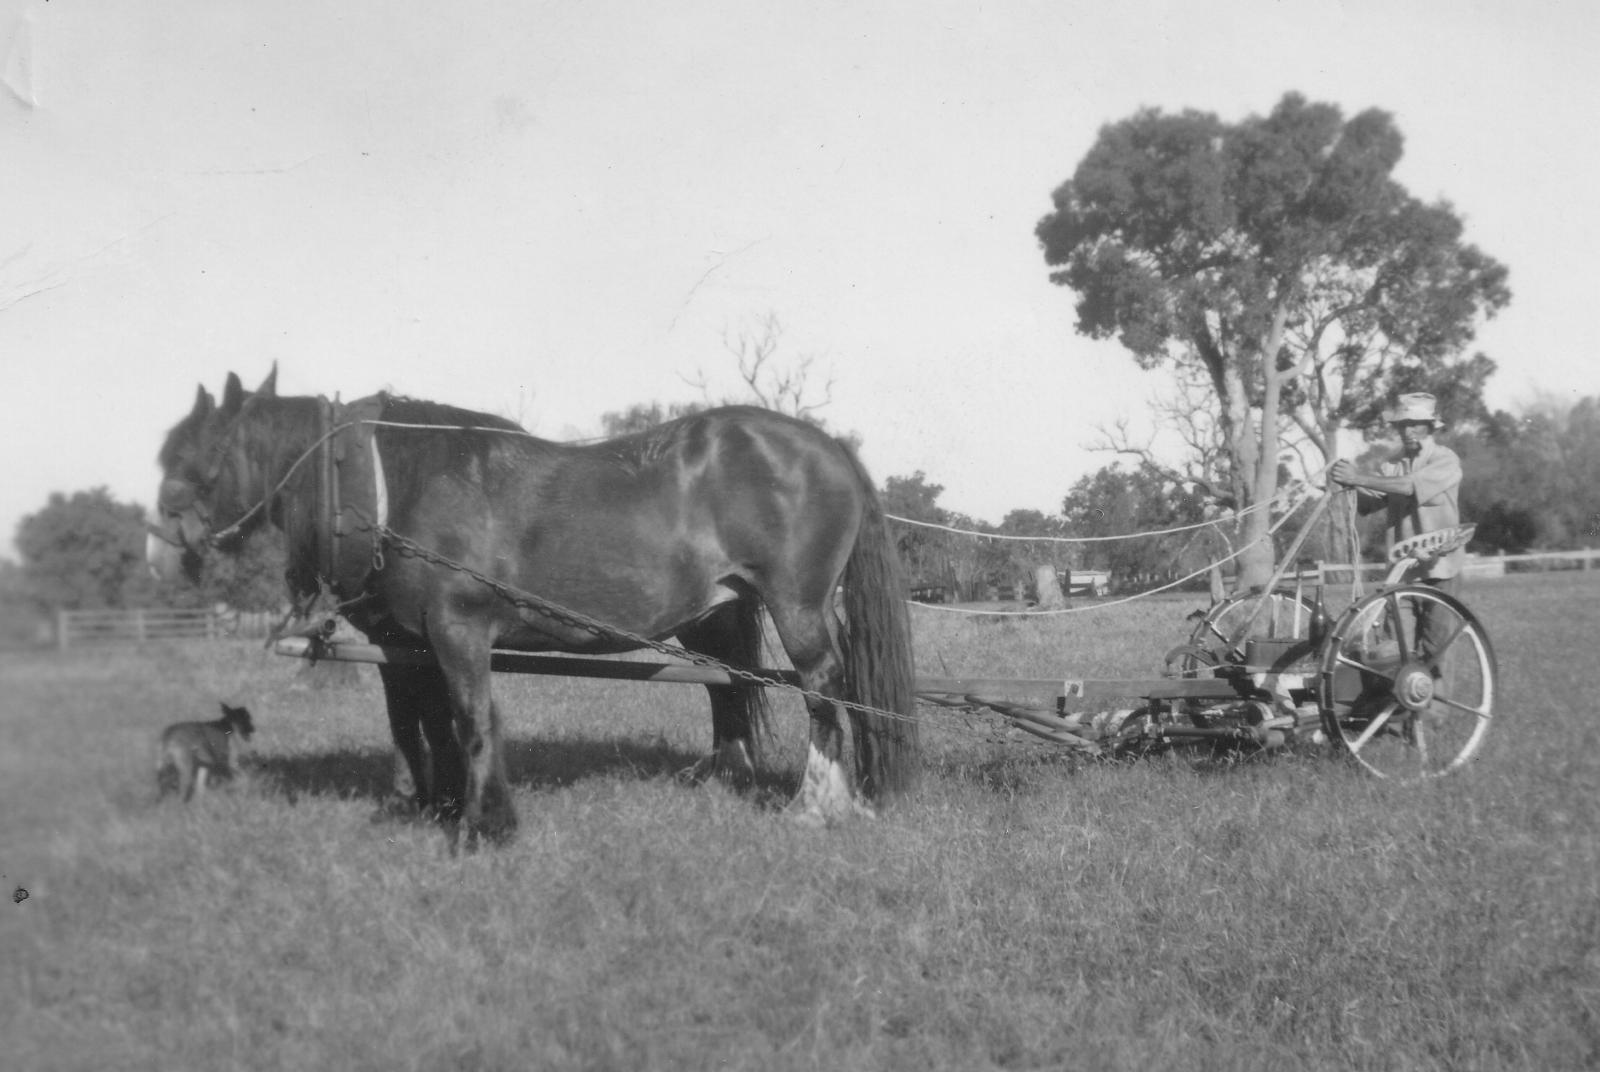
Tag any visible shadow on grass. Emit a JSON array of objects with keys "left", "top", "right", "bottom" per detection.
[{"left": 251, "top": 735, "right": 800, "bottom": 809}]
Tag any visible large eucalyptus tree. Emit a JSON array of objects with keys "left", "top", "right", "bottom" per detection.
[{"left": 1037, "top": 93, "right": 1510, "bottom": 588}]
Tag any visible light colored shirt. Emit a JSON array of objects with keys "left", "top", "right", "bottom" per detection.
[{"left": 1358, "top": 439, "right": 1464, "bottom": 580}]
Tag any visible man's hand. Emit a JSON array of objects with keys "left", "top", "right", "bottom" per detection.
[{"left": 1330, "top": 459, "right": 1357, "bottom": 487}]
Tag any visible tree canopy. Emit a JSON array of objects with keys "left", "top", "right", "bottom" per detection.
[
  {"left": 1037, "top": 92, "right": 1510, "bottom": 588},
  {"left": 10, "top": 486, "right": 288, "bottom": 616},
  {"left": 15, "top": 488, "right": 157, "bottom": 612},
  {"left": 1060, "top": 464, "right": 1216, "bottom": 590},
  {"left": 1452, "top": 395, "right": 1600, "bottom": 553}
]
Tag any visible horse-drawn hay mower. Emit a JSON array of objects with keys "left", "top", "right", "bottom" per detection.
[{"left": 278, "top": 522, "right": 1494, "bottom": 784}]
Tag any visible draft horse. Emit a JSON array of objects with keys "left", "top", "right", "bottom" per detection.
[{"left": 148, "top": 369, "right": 919, "bottom": 844}]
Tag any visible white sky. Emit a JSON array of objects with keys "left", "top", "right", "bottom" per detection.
[{"left": 2, "top": 0, "right": 1596, "bottom": 558}]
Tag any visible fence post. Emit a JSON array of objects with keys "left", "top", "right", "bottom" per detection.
[
  {"left": 135, "top": 608, "right": 146, "bottom": 643},
  {"left": 57, "top": 609, "right": 69, "bottom": 651}
]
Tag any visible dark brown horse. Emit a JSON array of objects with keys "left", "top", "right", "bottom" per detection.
[{"left": 148, "top": 369, "right": 919, "bottom": 844}]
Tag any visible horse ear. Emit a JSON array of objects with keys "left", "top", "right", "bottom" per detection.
[
  {"left": 222, "top": 373, "right": 246, "bottom": 413},
  {"left": 190, "top": 385, "right": 214, "bottom": 418},
  {"left": 257, "top": 363, "right": 278, "bottom": 398}
]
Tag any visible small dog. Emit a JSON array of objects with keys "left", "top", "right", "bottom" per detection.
[{"left": 157, "top": 703, "right": 255, "bottom": 801}]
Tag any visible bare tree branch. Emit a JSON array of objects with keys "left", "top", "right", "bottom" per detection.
[{"left": 716, "top": 311, "right": 835, "bottom": 420}]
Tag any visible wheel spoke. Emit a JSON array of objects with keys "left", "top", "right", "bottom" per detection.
[
  {"left": 1384, "top": 592, "right": 1413, "bottom": 660},
  {"left": 1335, "top": 652, "right": 1390, "bottom": 678},
  {"left": 1431, "top": 693, "right": 1489, "bottom": 720},
  {"left": 1412, "top": 718, "right": 1431, "bottom": 769},
  {"left": 1347, "top": 702, "right": 1398, "bottom": 754}
]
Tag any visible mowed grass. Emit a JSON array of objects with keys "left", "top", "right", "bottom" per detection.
[{"left": 3, "top": 574, "right": 1598, "bottom": 1071}]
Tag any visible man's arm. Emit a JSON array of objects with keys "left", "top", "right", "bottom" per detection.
[{"left": 1329, "top": 459, "right": 1402, "bottom": 514}]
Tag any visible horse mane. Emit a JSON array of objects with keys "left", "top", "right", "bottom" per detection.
[{"left": 380, "top": 395, "right": 525, "bottom": 434}]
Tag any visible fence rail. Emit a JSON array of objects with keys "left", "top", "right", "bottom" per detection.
[
  {"left": 1303, "top": 547, "right": 1598, "bottom": 586},
  {"left": 55, "top": 608, "right": 281, "bottom": 649}
]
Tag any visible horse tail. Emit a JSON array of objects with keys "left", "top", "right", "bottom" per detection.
[
  {"left": 730, "top": 591, "right": 773, "bottom": 758},
  {"left": 839, "top": 449, "right": 920, "bottom": 801}
]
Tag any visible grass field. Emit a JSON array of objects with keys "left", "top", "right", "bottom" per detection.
[{"left": 3, "top": 573, "right": 1598, "bottom": 1071}]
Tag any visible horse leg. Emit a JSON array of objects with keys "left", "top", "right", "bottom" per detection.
[
  {"left": 376, "top": 663, "right": 453, "bottom": 818},
  {"left": 675, "top": 600, "right": 766, "bottom": 789},
  {"left": 432, "top": 629, "right": 517, "bottom": 848},
  {"left": 765, "top": 603, "right": 873, "bottom": 826}
]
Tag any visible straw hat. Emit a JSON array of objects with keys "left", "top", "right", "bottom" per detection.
[{"left": 1384, "top": 392, "right": 1441, "bottom": 427}]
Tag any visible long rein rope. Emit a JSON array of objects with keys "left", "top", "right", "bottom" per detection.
[
  {"left": 886, "top": 509, "right": 1258, "bottom": 543},
  {"left": 369, "top": 523, "right": 933, "bottom": 730},
  {"left": 896, "top": 465, "right": 1337, "bottom": 617},
  {"left": 904, "top": 482, "right": 1326, "bottom": 618}
]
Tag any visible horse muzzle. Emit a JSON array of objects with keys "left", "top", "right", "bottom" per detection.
[{"left": 145, "top": 514, "right": 205, "bottom": 584}]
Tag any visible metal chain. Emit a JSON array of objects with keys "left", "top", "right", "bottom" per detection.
[{"left": 375, "top": 524, "right": 967, "bottom": 733}]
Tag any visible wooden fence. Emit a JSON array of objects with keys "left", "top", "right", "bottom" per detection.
[{"left": 55, "top": 608, "right": 281, "bottom": 650}]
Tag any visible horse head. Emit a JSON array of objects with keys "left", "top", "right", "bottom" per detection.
[{"left": 147, "top": 366, "right": 278, "bottom": 583}]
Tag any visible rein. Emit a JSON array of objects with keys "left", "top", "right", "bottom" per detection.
[{"left": 373, "top": 522, "right": 927, "bottom": 730}]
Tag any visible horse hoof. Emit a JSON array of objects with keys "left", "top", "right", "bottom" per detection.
[{"left": 470, "top": 804, "right": 519, "bottom": 848}]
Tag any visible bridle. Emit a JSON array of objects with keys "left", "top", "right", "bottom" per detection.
[
  {"left": 156, "top": 390, "right": 516, "bottom": 592},
  {"left": 153, "top": 393, "right": 270, "bottom": 555},
  {"left": 156, "top": 394, "right": 389, "bottom": 585}
]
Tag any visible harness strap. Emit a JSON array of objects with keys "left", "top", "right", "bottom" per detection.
[
  {"left": 319, "top": 394, "right": 391, "bottom": 602},
  {"left": 370, "top": 430, "right": 388, "bottom": 531}
]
